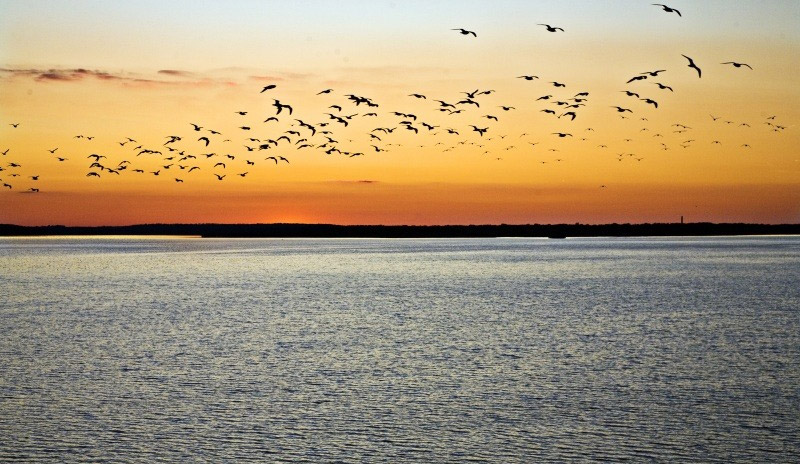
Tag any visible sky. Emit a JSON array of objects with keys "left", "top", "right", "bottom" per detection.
[{"left": 0, "top": 0, "right": 798, "bottom": 225}]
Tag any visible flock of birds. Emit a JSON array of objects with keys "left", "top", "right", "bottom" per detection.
[{"left": 0, "top": 3, "right": 791, "bottom": 194}]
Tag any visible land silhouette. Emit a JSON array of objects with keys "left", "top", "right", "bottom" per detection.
[{"left": 1, "top": 223, "right": 798, "bottom": 238}]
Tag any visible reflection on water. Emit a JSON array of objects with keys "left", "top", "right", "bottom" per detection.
[{"left": 1, "top": 237, "right": 799, "bottom": 462}]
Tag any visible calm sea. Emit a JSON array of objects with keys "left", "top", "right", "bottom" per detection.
[{"left": 1, "top": 237, "right": 799, "bottom": 462}]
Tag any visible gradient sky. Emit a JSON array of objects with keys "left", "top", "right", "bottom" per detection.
[{"left": 1, "top": 0, "right": 798, "bottom": 225}]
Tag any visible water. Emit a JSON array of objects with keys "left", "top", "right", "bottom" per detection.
[{"left": 1, "top": 236, "right": 799, "bottom": 462}]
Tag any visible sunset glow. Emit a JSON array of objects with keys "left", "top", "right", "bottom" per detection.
[{"left": 1, "top": 1, "right": 798, "bottom": 225}]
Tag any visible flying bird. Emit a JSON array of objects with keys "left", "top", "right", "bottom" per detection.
[
  {"left": 198, "top": 136, "right": 210, "bottom": 146},
  {"left": 721, "top": 61, "right": 753, "bottom": 70},
  {"left": 653, "top": 4, "right": 681, "bottom": 16},
  {"left": 273, "top": 99, "right": 293, "bottom": 115},
  {"left": 518, "top": 75, "right": 539, "bottom": 80},
  {"left": 452, "top": 28, "right": 477, "bottom": 37},
  {"left": 260, "top": 84, "right": 277, "bottom": 93},
  {"left": 538, "top": 24, "right": 564, "bottom": 32},
  {"left": 682, "top": 54, "right": 702, "bottom": 77},
  {"left": 654, "top": 82, "right": 673, "bottom": 91},
  {"left": 317, "top": 88, "right": 333, "bottom": 95}
]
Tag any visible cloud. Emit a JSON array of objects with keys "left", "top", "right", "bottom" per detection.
[
  {"left": 0, "top": 67, "right": 237, "bottom": 87},
  {"left": 157, "top": 69, "right": 194, "bottom": 76}
]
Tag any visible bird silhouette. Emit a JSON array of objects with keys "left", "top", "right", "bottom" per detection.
[
  {"left": 198, "top": 136, "right": 210, "bottom": 146},
  {"left": 722, "top": 61, "right": 753, "bottom": 70},
  {"left": 538, "top": 24, "right": 564, "bottom": 32},
  {"left": 654, "top": 82, "right": 673, "bottom": 91},
  {"left": 682, "top": 54, "right": 702, "bottom": 77},
  {"left": 214, "top": 174, "right": 225, "bottom": 180},
  {"left": 273, "top": 99, "right": 293, "bottom": 115},
  {"left": 260, "top": 84, "right": 277, "bottom": 93},
  {"left": 653, "top": 4, "right": 681, "bottom": 16},
  {"left": 518, "top": 75, "right": 539, "bottom": 80},
  {"left": 452, "top": 28, "right": 477, "bottom": 37}
]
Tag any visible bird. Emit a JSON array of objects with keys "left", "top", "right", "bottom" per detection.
[
  {"left": 190, "top": 123, "right": 202, "bottom": 131},
  {"left": 518, "top": 75, "right": 539, "bottom": 80},
  {"left": 317, "top": 88, "right": 333, "bottom": 95},
  {"left": 175, "top": 178, "right": 184, "bottom": 183},
  {"left": 622, "top": 90, "right": 640, "bottom": 98},
  {"left": 641, "top": 70, "right": 667, "bottom": 76},
  {"left": 627, "top": 75, "right": 648, "bottom": 83},
  {"left": 682, "top": 54, "right": 702, "bottom": 77},
  {"left": 611, "top": 106, "right": 633, "bottom": 113},
  {"left": 653, "top": 4, "right": 681, "bottom": 16},
  {"left": 198, "top": 136, "right": 210, "bottom": 146},
  {"left": 552, "top": 132, "right": 573, "bottom": 138},
  {"left": 86, "top": 172, "right": 101, "bottom": 177},
  {"left": 499, "top": 106, "right": 515, "bottom": 111},
  {"left": 550, "top": 81, "right": 566, "bottom": 87},
  {"left": 654, "top": 82, "right": 673, "bottom": 91},
  {"left": 452, "top": 28, "right": 477, "bottom": 37},
  {"left": 260, "top": 84, "right": 277, "bottom": 93},
  {"left": 213, "top": 162, "right": 226, "bottom": 168},
  {"left": 640, "top": 98, "right": 658, "bottom": 108},
  {"left": 235, "top": 111, "right": 248, "bottom": 115},
  {"left": 47, "top": 148, "right": 58, "bottom": 154},
  {"left": 470, "top": 126, "right": 488, "bottom": 136},
  {"left": 9, "top": 123, "right": 19, "bottom": 128},
  {"left": 538, "top": 24, "right": 564, "bottom": 32},
  {"left": 722, "top": 61, "right": 753, "bottom": 70},
  {"left": 278, "top": 156, "right": 289, "bottom": 163},
  {"left": 214, "top": 174, "right": 225, "bottom": 180},
  {"left": 273, "top": 99, "right": 293, "bottom": 115},
  {"left": 409, "top": 93, "right": 426, "bottom": 99}
]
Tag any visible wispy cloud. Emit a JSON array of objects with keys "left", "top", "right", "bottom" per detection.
[{"left": 0, "top": 67, "right": 238, "bottom": 87}]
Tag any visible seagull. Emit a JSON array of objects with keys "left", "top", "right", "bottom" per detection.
[
  {"left": 641, "top": 70, "right": 667, "bottom": 76},
  {"left": 409, "top": 93, "right": 426, "bottom": 99},
  {"left": 538, "top": 24, "right": 564, "bottom": 32},
  {"left": 722, "top": 61, "right": 753, "bottom": 70},
  {"left": 654, "top": 82, "right": 673, "bottom": 91},
  {"left": 470, "top": 125, "right": 488, "bottom": 136},
  {"left": 518, "top": 75, "right": 539, "bottom": 80},
  {"left": 452, "top": 28, "right": 477, "bottom": 37},
  {"left": 198, "top": 136, "right": 210, "bottom": 146},
  {"left": 621, "top": 90, "right": 640, "bottom": 97},
  {"left": 627, "top": 75, "right": 648, "bottom": 83},
  {"left": 611, "top": 106, "right": 633, "bottom": 113},
  {"left": 260, "top": 84, "right": 277, "bottom": 93},
  {"left": 640, "top": 98, "right": 659, "bottom": 108},
  {"left": 653, "top": 4, "right": 681, "bottom": 16},
  {"left": 273, "top": 99, "right": 293, "bottom": 115},
  {"left": 214, "top": 174, "right": 225, "bottom": 180},
  {"left": 317, "top": 88, "right": 333, "bottom": 95},
  {"left": 682, "top": 54, "right": 702, "bottom": 77},
  {"left": 552, "top": 132, "right": 572, "bottom": 138},
  {"left": 550, "top": 81, "right": 566, "bottom": 87}
]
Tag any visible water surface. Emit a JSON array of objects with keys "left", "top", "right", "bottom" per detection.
[{"left": 1, "top": 237, "right": 799, "bottom": 462}]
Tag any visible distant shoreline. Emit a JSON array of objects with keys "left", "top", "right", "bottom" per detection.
[{"left": 1, "top": 223, "right": 799, "bottom": 238}]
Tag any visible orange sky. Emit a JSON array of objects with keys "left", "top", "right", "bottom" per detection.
[{"left": 0, "top": 1, "right": 798, "bottom": 225}]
